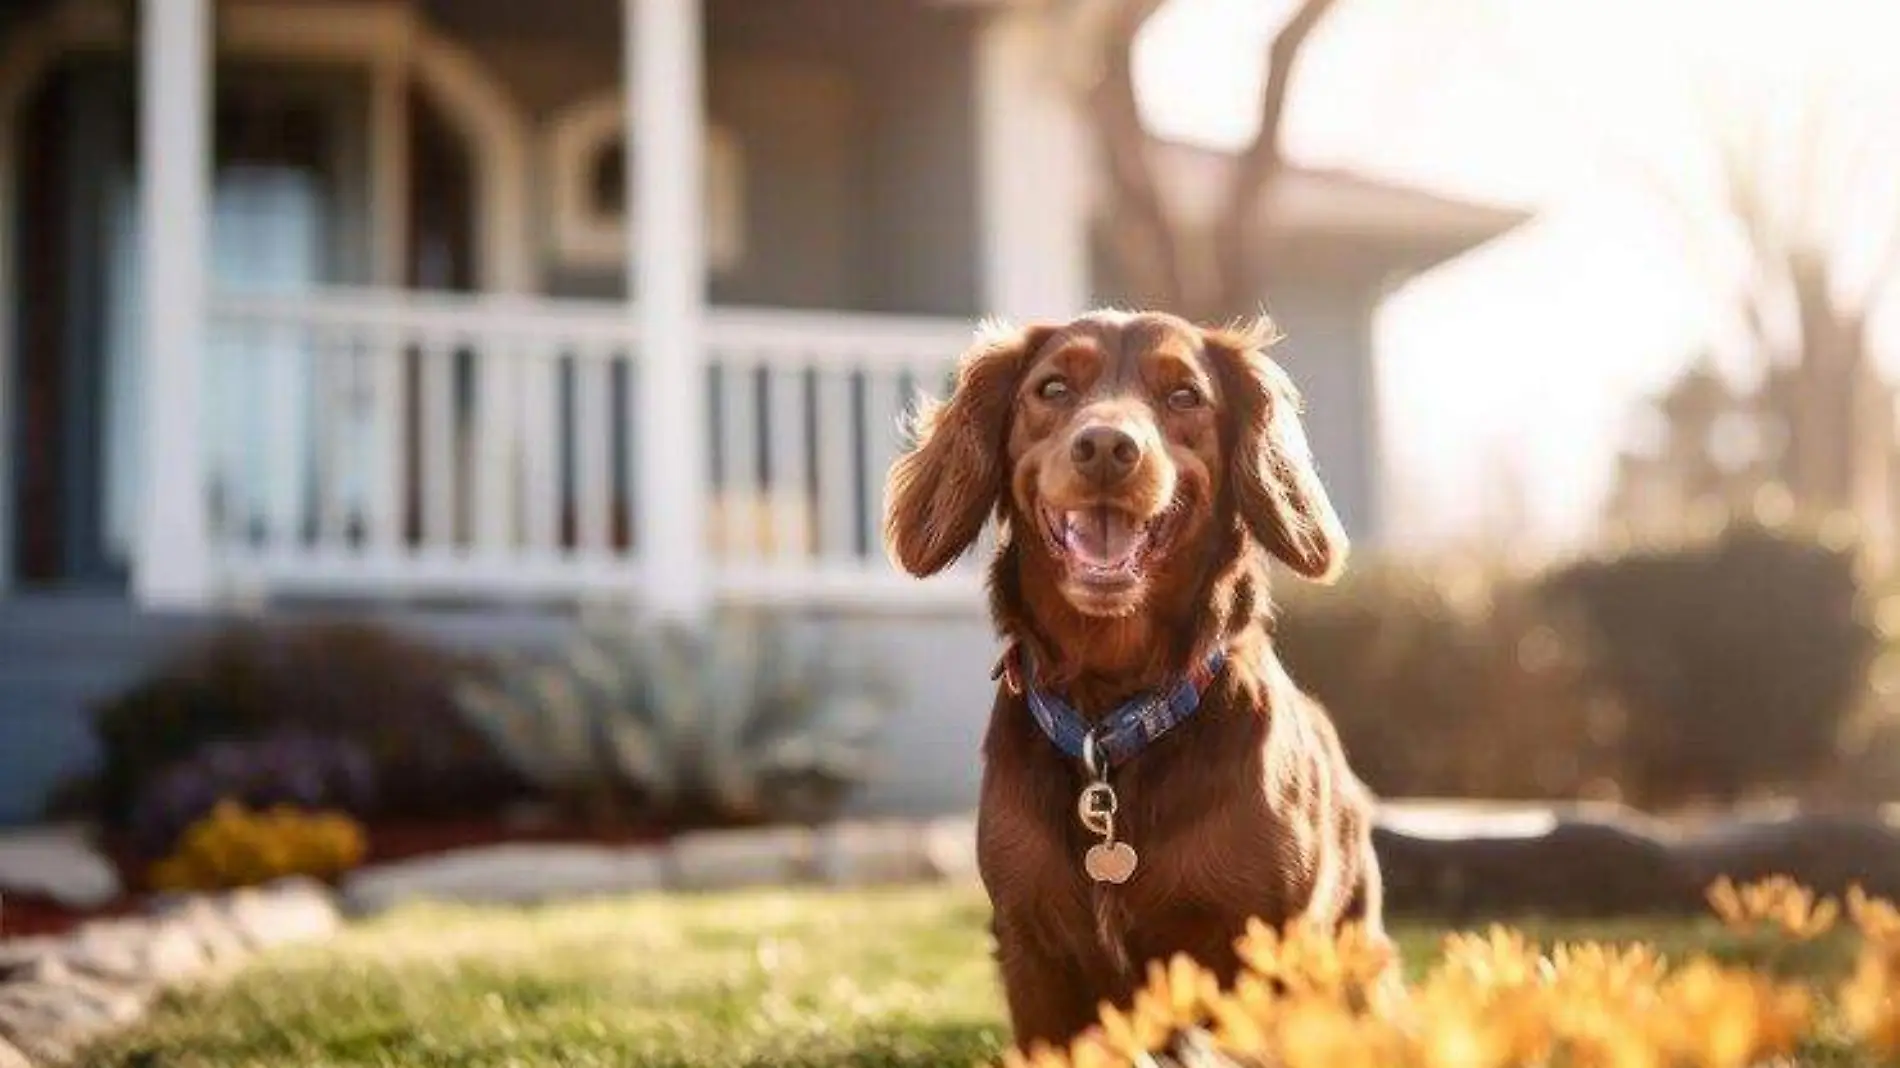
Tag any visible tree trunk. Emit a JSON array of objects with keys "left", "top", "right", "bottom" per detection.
[{"left": 1077, "top": 0, "right": 1339, "bottom": 323}]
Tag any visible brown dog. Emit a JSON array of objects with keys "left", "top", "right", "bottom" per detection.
[{"left": 883, "top": 310, "right": 1385, "bottom": 1050}]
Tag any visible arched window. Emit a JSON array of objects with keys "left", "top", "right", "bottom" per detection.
[{"left": 544, "top": 92, "right": 744, "bottom": 273}]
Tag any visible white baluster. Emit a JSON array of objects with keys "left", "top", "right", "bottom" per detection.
[
  {"left": 765, "top": 363, "right": 809, "bottom": 560},
  {"left": 717, "top": 356, "right": 760, "bottom": 560},
  {"left": 474, "top": 334, "right": 520, "bottom": 554},
  {"left": 858, "top": 365, "right": 901, "bottom": 562},
  {"left": 313, "top": 324, "right": 352, "bottom": 548},
  {"left": 574, "top": 344, "right": 613, "bottom": 557},
  {"left": 518, "top": 341, "right": 560, "bottom": 555},
  {"left": 420, "top": 335, "right": 457, "bottom": 549},
  {"left": 366, "top": 323, "right": 405, "bottom": 553},
  {"left": 814, "top": 366, "right": 856, "bottom": 562},
  {"left": 262, "top": 313, "right": 306, "bottom": 550},
  {"left": 615, "top": 344, "right": 638, "bottom": 558}
]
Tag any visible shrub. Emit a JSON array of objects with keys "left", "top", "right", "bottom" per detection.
[
  {"left": 1274, "top": 562, "right": 1629, "bottom": 802},
  {"left": 125, "top": 730, "right": 377, "bottom": 861},
  {"left": 90, "top": 621, "right": 528, "bottom": 836},
  {"left": 147, "top": 801, "right": 366, "bottom": 892},
  {"left": 452, "top": 612, "right": 892, "bottom": 828},
  {"left": 1541, "top": 522, "right": 1880, "bottom": 806}
]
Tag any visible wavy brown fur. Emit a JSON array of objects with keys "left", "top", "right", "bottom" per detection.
[{"left": 884, "top": 311, "right": 1384, "bottom": 1050}]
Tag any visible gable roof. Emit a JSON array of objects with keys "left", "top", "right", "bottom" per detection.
[{"left": 1141, "top": 135, "right": 1532, "bottom": 271}]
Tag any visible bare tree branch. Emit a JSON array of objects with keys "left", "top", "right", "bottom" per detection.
[
  {"left": 1071, "top": 0, "right": 1339, "bottom": 319},
  {"left": 1212, "top": 0, "right": 1341, "bottom": 312},
  {"left": 1082, "top": 0, "right": 1186, "bottom": 309}
]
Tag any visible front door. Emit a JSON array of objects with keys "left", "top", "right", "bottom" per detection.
[{"left": 8, "top": 58, "right": 364, "bottom": 589}]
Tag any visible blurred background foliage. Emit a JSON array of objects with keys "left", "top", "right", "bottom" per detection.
[{"left": 1280, "top": 515, "right": 1900, "bottom": 809}]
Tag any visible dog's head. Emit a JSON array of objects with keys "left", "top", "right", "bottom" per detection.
[{"left": 884, "top": 310, "right": 1346, "bottom": 619}]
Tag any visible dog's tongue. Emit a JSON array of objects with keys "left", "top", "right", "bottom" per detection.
[{"left": 1065, "top": 507, "right": 1142, "bottom": 567}]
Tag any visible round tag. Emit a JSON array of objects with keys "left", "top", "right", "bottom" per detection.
[{"left": 1084, "top": 842, "right": 1139, "bottom": 884}]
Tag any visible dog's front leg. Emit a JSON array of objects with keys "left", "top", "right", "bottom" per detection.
[{"left": 993, "top": 917, "right": 1110, "bottom": 1051}]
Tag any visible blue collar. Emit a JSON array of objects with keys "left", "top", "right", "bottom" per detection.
[{"left": 997, "top": 643, "right": 1228, "bottom": 768}]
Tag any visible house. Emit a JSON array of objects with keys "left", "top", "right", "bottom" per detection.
[{"left": 0, "top": 0, "right": 1526, "bottom": 823}]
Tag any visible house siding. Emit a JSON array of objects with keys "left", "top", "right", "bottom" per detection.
[
  {"left": 440, "top": 0, "right": 981, "bottom": 317},
  {"left": 0, "top": 598, "right": 999, "bottom": 824}
]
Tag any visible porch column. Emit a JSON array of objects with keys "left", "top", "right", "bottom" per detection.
[
  {"left": 135, "top": 0, "right": 214, "bottom": 607},
  {"left": 975, "top": 8, "right": 1092, "bottom": 322},
  {"left": 626, "top": 0, "right": 710, "bottom": 620}
]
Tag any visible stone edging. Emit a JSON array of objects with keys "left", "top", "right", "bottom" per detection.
[
  {"left": 339, "top": 817, "right": 979, "bottom": 916},
  {"left": 0, "top": 880, "right": 342, "bottom": 1066}
]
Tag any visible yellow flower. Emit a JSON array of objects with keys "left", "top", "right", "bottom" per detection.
[
  {"left": 1061, "top": 1033, "right": 1122, "bottom": 1068},
  {"left": 1275, "top": 1000, "right": 1384, "bottom": 1068},
  {"left": 1705, "top": 875, "right": 1837, "bottom": 940},
  {"left": 998, "top": 1041, "right": 1070, "bottom": 1068},
  {"left": 1850, "top": 885, "right": 1900, "bottom": 946},
  {"left": 147, "top": 804, "right": 369, "bottom": 892},
  {"left": 1842, "top": 939, "right": 1900, "bottom": 1053},
  {"left": 1094, "top": 1000, "right": 1167, "bottom": 1059}
]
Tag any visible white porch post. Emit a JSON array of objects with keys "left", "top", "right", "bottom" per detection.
[
  {"left": 626, "top": 0, "right": 710, "bottom": 620},
  {"left": 136, "top": 0, "right": 214, "bottom": 607},
  {"left": 975, "top": 8, "right": 1093, "bottom": 322}
]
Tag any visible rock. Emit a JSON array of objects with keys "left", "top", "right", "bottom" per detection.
[
  {"left": 62, "top": 918, "right": 208, "bottom": 988},
  {"left": 666, "top": 827, "right": 815, "bottom": 891},
  {"left": 813, "top": 822, "right": 934, "bottom": 886},
  {"left": 0, "top": 882, "right": 346, "bottom": 1063},
  {"left": 0, "top": 938, "right": 64, "bottom": 983},
  {"left": 922, "top": 816, "right": 979, "bottom": 882},
  {"left": 342, "top": 844, "right": 665, "bottom": 915},
  {"left": 1673, "top": 809, "right": 1900, "bottom": 898},
  {"left": 0, "top": 974, "right": 147, "bottom": 1063},
  {"left": 145, "top": 897, "right": 254, "bottom": 972},
  {"left": 1375, "top": 815, "right": 1697, "bottom": 920},
  {"left": 0, "top": 826, "right": 121, "bottom": 910},
  {"left": 221, "top": 879, "right": 342, "bottom": 949}
]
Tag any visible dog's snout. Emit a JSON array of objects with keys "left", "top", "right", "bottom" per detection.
[{"left": 1069, "top": 425, "right": 1142, "bottom": 485}]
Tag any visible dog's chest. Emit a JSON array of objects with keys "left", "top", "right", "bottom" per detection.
[{"left": 982, "top": 772, "right": 1297, "bottom": 976}]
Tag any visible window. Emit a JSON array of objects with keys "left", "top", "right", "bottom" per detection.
[{"left": 544, "top": 92, "right": 744, "bottom": 273}]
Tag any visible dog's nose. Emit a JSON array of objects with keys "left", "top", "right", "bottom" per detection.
[{"left": 1070, "top": 425, "right": 1142, "bottom": 485}]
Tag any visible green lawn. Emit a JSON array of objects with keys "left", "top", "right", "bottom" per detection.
[{"left": 74, "top": 886, "right": 1858, "bottom": 1068}]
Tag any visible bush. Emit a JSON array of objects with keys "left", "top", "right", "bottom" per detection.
[
  {"left": 147, "top": 801, "right": 367, "bottom": 892},
  {"left": 90, "top": 621, "right": 527, "bottom": 839},
  {"left": 1274, "top": 563, "right": 1629, "bottom": 802},
  {"left": 452, "top": 612, "right": 892, "bottom": 828},
  {"left": 1275, "top": 522, "right": 1888, "bottom": 809},
  {"left": 126, "top": 730, "right": 377, "bottom": 861},
  {"left": 1541, "top": 522, "right": 1880, "bottom": 807}
]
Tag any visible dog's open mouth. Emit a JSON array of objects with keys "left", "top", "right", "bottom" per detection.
[{"left": 1041, "top": 503, "right": 1182, "bottom": 588}]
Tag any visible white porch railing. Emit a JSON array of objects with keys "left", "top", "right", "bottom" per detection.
[{"left": 204, "top": 288, "right": 988, "bottom": 609}]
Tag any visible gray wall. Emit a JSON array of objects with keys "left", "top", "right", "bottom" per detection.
[
  {"left": 1258, "top": 282, "right": 1384, "bottom": 543},
  {"left": 437, "top": 0, "right": 982, "bottom": 316},
  {"left": 820, "top": 612, "right": 996, "bottom": 816},
  {"left": 0, "top": 597, "right": 1001, "bottom": 824}
]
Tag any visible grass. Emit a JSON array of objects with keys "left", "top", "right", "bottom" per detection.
[{"left": 74, "top": 886, "right": 1858, "bottom": 1068}]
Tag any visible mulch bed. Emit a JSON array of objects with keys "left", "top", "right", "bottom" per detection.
[{"left": 2, "top": 817, "right": 670, "bottom": 940}]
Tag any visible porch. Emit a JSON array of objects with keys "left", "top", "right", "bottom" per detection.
[
  {"left": 0, "top": 0, "right": 1091, "bottom": 616},
  {"left": 198, "top": 288, "right": 991, "bottom": 610}
]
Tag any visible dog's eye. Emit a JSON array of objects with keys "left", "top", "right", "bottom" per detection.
[
  {"left": 1037, "top": 378, "right": 1073, "bottom": 403},
  {"left": 1167, "top": 386, "right": 1204, "bottom": 411}
]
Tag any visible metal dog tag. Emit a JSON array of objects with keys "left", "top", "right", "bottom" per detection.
[
  {"left": 1084, "top": 841, "right": 1139, "bottom": 884},
  {"left": 1076, "top": 762, "right": 1137, "bottom": 883}
]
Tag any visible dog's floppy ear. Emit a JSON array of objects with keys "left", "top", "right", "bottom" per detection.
[
  {"left": 1205, "top": 320, "right": 1348, "bottom": 583},
  {"left": 883, "top": 322, "right": 1052, "bottom": 576}
]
